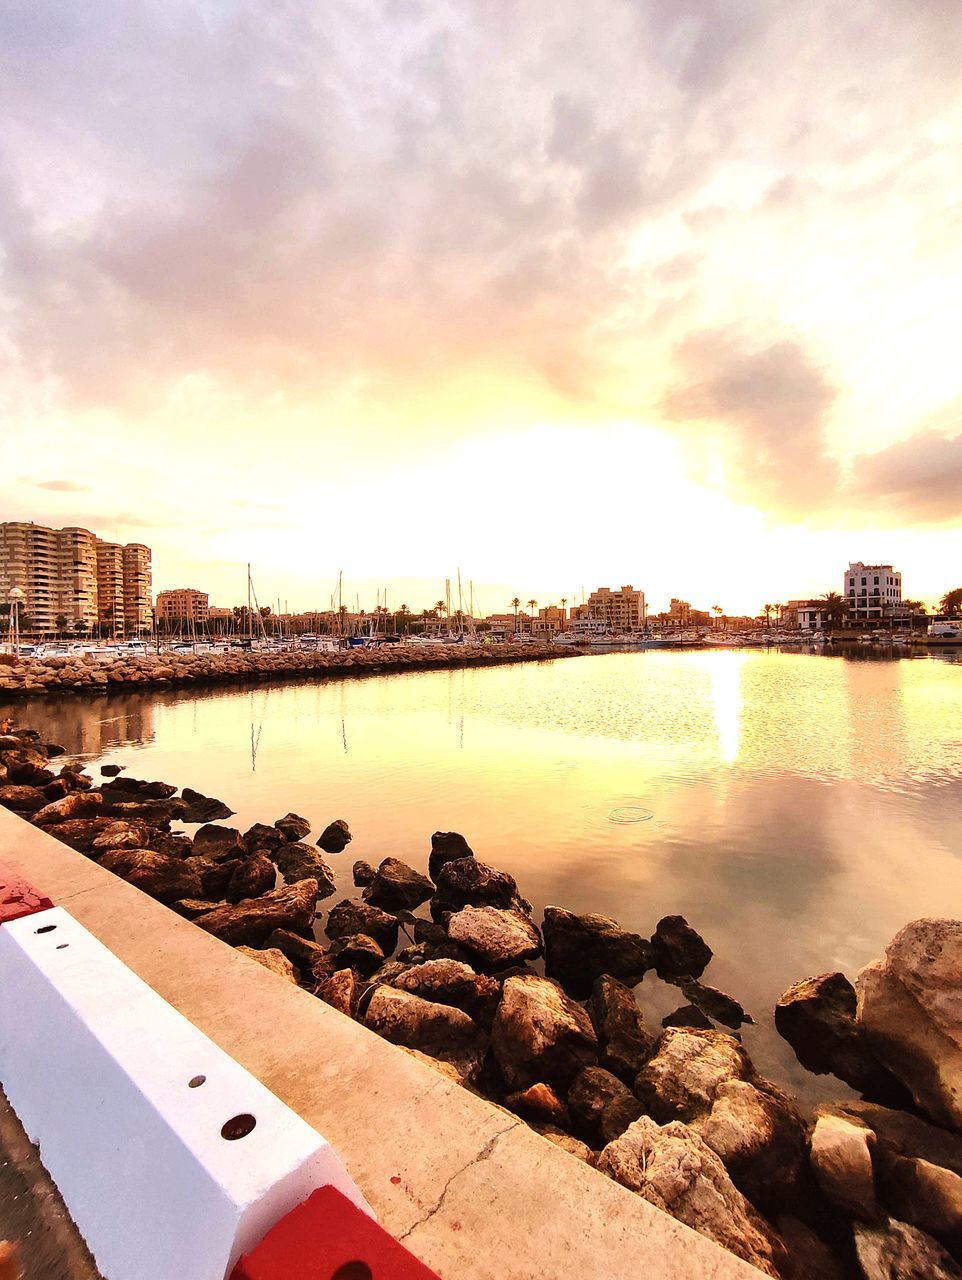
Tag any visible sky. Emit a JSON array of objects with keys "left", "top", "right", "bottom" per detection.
[{"left": 1, "top": 0, "right": 961, "bottom": 615}]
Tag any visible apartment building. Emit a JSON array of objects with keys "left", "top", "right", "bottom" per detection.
[
  {"left": 155, "top": 588, "right": 210, "bottom": 627},
  {"left": 0, "top": 522, "right": 152, "bottom": 633},
  {"left": 844, "top": 562, "right": 902, "bottom": 622},
  {"left": 576, "top": 585, "right": 646, "bottom": 632}
]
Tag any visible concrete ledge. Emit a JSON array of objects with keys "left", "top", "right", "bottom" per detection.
[{"left": 0, "top": 806, "right": 761, "bottom": 1279}]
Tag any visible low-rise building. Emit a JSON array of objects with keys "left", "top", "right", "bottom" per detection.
[{"left": 844, "top": 562, "right": 902, "bottom": 623}]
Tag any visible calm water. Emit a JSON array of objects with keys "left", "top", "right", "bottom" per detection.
[{"left": 7, "top": 649, "right": 962, "bottom": 1105}]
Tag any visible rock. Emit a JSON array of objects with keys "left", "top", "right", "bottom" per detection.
[
  {"left": 447, "top": 906, "right": 542, "bottom": 970},
  {"left": 853, "top": 1216, "right": 962, "bottom": 1279},
  {"left": 331, "top": 933, "right": 385, "bottom": 976},
  {"left": 102, "top": 776, "right": 177, "bottom": 800},
  {"left": 678, "top": 979, "right": 753, "bottom": 1029},
  {"left": 41, "top": 779, "right": 71, "bottom": 802},
  {"left": 100, "top": 764, "right": 123, "bottom": 777},
  {"left": 98, "top": 848, "right": 203, "bottom": 904},
  {"left": 651, "top": 915, "right": 713, "bottom": 981},
  {"left": 235, "top": 946, "right": 297, "bottom": 984},
  {"left": 857, "top": 919, "right": 962, "bottom": 1130},
  {"left": 876, "top": 1152, "right": 962, "bottom": 1243},
  {"left": 586, "top": 974, "right": 655, "bottom": 1081},
  {"left": 226, "top": 853, "right": 277, "bottom": 903},
  {"left": 363, "top": 858, "right": 434, "bottom": 912},
  {"left": 194, "top": 879, "right": 319, "bottom": 946},
  {"left": 533, "top": 1125, "right": 595, "bottom": 1163},
  {"left": 32, "top": 791, "right": 103, "bottom": 825},
  {"left": 316, "top": 969, "right": 357, "bottom": 1015},
  {"left": 353, "top": 860, "right": 376, "bottom": 887},
  {"left": 243, "top": 822, "right": 286, "bottom": 854},
  {"left": 274, "top": 812, "right": 311, "bottom": 842},
  {"left": 44, "top": 743, "right": 67, "bottom": 758},
  {"left": 829, "top": 1100, "right": 962, "bottom": 1178},
  {"left": 543, "top": 906, "right": 653, "bottom": 1000},
  {"left": 492, "top": 974, "right": 598, "bottom": 1091},
  {"left": 597, "top": 1117, "right": 782, "bottom": 1277},
  {"left": 569, "top": 1066, "right": 644, "bottom": 1146},
  {"left": 90, "top": 819, "right": 154, "bottom": 854},
  {"left": 393, "top": 959, "right": 501, "bottom": 1023},
  {"left": 431, "top": 858, "right": 528, "bottom": 921},
  {"left": 0, "top": 747, "right": 53, "bottom": 786},
  {"left": 172, "top": 898, "right": 223, "bottom": 919},
  {"left": 808, "top": 1112, "right": 879, "bottom": 1221},
  {"left": 775, "top": 972, "right": 909, "bottom": 1107},
  {"left": 428, "top": 831, "right": 474, "bottom": 882},
  {"left": 635, "top": 1029, "right": 750, "bottom": 1123},
  {"left": 695, "top": 1079, "right": 808, "bottom": 1221},
  {"left": 0, "top": 784, "right": 47, "bottom": 813},
  {"left": 40, "top": 817, "right": 113, "bottom": 853},
  {"left": 58, "top": 767, "right": 92, "bottom": 791},
  {"left": 317, "top": 819, "right": 351, "bottom": 853},
  {"left": 190, "top": 824, "right": 247, "bottom": 862},
  {"left": 195, "top": 857, "right": 237, "bottom": 901},
  {"left": 503, "top": 1083, "right": 570, "bottom": 1127},
  {"left": 265, "top": 928, "right": 334, "bottom": 977},
  {"left": 325, "top": 899, "right": 399, "bottom": 955},
  {"left": 274, "top": 842, "right": 336, "bottom": 894},
  {"left": 663, "top": 1005, "right": 716, "bottom": 1031},
  {"left": 364, "top": 986, "right": 485, "bottom": 1079},
  {"left": 773, "top": 1216, "right": 847, "bottom": 1280},
  {"left": 98, "top": 797, "right": 186, "bottom": 826},
  {"left": 180, "top": 787, "right": 234, "bottom": 823}
]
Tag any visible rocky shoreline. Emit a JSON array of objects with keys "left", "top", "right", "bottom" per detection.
[
  {"left": 0, "top": 641, "right": 577, "bottom": 699},
  {"left": 3, "top": 722, "right": 962, "bottom": 1279}
]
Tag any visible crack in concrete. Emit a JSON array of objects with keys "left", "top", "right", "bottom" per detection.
[{"left": 397, "top": 1118, "right": 520, "bottom": 1242}]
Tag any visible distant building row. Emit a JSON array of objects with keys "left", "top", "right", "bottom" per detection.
[
  {"left": 0, "top": 522, "right": 151, "bottom": 634},
  {"left": 794, "top": 562, "right": 904, "bottom": 631}
]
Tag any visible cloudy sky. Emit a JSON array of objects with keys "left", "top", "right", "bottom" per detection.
[{"left": 1, "top": 0, "right": 961, "bottom": 614}]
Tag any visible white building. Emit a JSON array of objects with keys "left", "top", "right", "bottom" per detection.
[
  {"left": 573, "top": 585, "right": 646, "bottom": 633},
  {"left": 844, "top": 562, "right": 902, "bottom": 623}
]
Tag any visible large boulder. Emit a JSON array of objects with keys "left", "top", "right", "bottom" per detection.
[
  {"left": 597, "top": 1117, "right": 782, "bottom": 1277},
  {"left": 857, "top": 919, "right": 962, "bottom": 1130},
  {"left": 235, "top": 946, "right": 297, "bottom": 984},
  {"left": 316, "top": 969, "right": 357, "bottom": 1015},
  {"left": 274, "top": 812, "right": 311, "bottom": 842},
  {"left": 0, "top": 784, "right": 48, "bottom": 813},
  {"left": 853, "top": 1217, "right": 962, "bottom": 1280},
  {"left": 635, "top": 1029, "right": 750, "bottom": 1123},
  {"left": 226, "top": 853, "right": 277, "bottom": 903},
  {"left": 190, "top": 824, "right": 247, "bottom": 862},
  {"left": 330, "top": 933, "right": 385, "bottom": 977},
  {"left": 364, "top": 986, "right": 486, "bottom": 1080},
  {"left": 428, "top": 831, "right": 474, "bottom": 882},
  {"left": 180, "top": 787, "right": 234, "bottom": 822},
  {"left": 543, "top": 906, "right": 653, "bottom": 1000},
  {"left": 325, "top": 899, "right": 399, "bottom": 955},
  {"left": 195, "top": 879, "right": 319, "bottom": 946},
  {"left": 243, "top": 822, "right": 286, "bottom": 854},
  {"left": 492, "top": 974, "right": 598, "bottom": 1091},
  {"left": 650, "top": 915, "right": 713, "bottom": 981},
  {"left": 0, "top": 747, "right": 53, "bottom": 786},
  {"left": 392, "top": 959, "right": 501, "bottom": 1024},
  {"left": 32, "top": 791, "right": 103, "bottom": 825},
  {"left": 265, "top": 928, "right": 335, "bottom": 983},
  {"left": 102, "top": 776, "right": 177, "bottom": 800},
  {"left": 40, "top": 817, "right": 113, "bottom": 853},
  {"left": 775, "top": 972, "right": 909, "bottom": 1106},
  {"left": 808, "top": 1112, "right": 879, "bottom": 1221},
  {"left": 447, "top": 906, "right": 542, "bottom": 970},
  {"left": 586, "top": 974, "right": 655, "bottom": 1081},
  {"left": 677, "top": 979, "right": 753, "bottom": 1029},
  {"left": 90, "top": 818, "right": 154, "bottom": 854},
  {"left": 98, "top": 849, "right": 203, "bottom": 904},
  {"left": 275, "top": 842, "right": 336, "bottom": 894},
  {"left": 431, "top": 858, "right": 528, "bottom": 922},
  {"left": 317, "top": 819, "right": 351, "bottom": 853},
  {"left": 568, "top": 1066, "right": 644, "bottom": 1146},
  {"left": 363, "top": 858, "right": 434, "bottom": 912}
]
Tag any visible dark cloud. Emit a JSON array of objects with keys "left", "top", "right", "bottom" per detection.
[
  {"left": 663, "top": 329, "right": 840, "bottom": 508},
  {"left": 848, "top": 427, "right": 962, "bottom": 522}
]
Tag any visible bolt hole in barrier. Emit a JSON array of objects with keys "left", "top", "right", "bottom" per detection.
[
  {"left": 35, "top": 924, "right": 57, "bottom": 934},
  {"left": 331, "top": 1265, "right": 373, "bottom": 1280},
  {"left": 222, "top": 1114, "right": 257, "bottom": 1141},
  {"left": 56, "top": 943, "right": 69, "bottom": 950},
  {"left": 188, "top": 1075, "right": 207, "bottom": 1089}
]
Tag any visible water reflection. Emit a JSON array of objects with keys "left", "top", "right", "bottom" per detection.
[{"left": 4, "top": 650, "right": 962, "bottom": 1103}]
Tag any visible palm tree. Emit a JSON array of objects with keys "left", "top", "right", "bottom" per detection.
[
  {"left": 762, "top": 603, "right": 773, "bottom": 628},
  {"left": 821, "top": 591, "right": 847, "bottom": 630},
  {"left": 527, "top": 599, "right": 537, "bottom": 634},
  {"left": 940, "top": 588, "right": 962, "bottom": 617},
  {"left": 772, "top": 603, "right": 783, "bottom": 628},
  {"left": 511, "top": 597, "right": 521, "bottom": 632},
  {"left": 560, "top": 597, "right": 568, "bottom": 625},
  {"left": 55, "top": 613, "right": 68, "bottom": 638}
]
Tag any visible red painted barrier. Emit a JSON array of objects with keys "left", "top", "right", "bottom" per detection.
[
  {"left": 230, "top": 1185, "right": 444, "bottom": 1280},
  {"left": 0, "top": 863, "right": 53, "bottom": 926}
]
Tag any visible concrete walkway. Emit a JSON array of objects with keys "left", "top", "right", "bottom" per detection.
[{"left": 0, "top": 806, "right": 762, "bottom": 1280}]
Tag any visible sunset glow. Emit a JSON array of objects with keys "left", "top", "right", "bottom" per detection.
[{"left": 2, "top": 1, "right": 961, "bottom": 612}]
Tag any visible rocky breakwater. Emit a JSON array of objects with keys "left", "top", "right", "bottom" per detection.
[
  {"left": 0, "top": 642, "right": 574, "bottom": 700},
  {"left": 6, "top": 724, "right": 962, "bottom": 1278}
]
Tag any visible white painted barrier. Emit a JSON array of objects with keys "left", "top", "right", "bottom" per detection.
[{"left": 0, "top": 907, "right": 372, "bottom": 1280}]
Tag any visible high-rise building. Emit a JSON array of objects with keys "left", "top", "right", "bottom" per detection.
[
  {"left": 0, "top": 522, "right": 152, "bottom": 634},
  {"left": 155, "top": 588, "right": 209, "bottom": 627}
]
